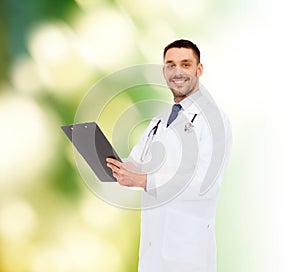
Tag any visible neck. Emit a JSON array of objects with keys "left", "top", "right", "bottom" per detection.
[{"left": 173, "top": 87, "right": 199, "bottom": 103}]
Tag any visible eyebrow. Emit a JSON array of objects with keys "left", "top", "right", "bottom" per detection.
[
  {"left": 181, "top": 59, "right": 193, "bottom": 63},
  {"left": 165, "top": 59, "right": 193, "bottom": 64}
]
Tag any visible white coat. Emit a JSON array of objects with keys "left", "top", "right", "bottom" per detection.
[{"left": 128, "top": 91, "right": 232, "bottom": 272}]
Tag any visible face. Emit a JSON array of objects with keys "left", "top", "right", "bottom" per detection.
[{"left": 163, "top": 47, "right": 203, "bottom": 102}]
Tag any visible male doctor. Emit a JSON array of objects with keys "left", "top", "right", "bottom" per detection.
[{"left": 106, "top": 39, "right": 232, "bottom": 272}]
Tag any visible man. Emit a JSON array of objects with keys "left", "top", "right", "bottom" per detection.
[{"left": 107, "top": 39, "right": 232, "bottom": 272}]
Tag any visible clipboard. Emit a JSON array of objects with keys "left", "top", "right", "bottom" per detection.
[{"left": 61, "top": 122, "right": 121, "bottom": 182}]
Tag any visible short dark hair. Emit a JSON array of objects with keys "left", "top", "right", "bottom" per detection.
[{"left": 163, "top": 39, "right": 201, "bottom": 63}]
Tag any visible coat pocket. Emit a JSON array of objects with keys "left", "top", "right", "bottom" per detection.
[{"left": 162, "top": 208, "right": 215, "bottom": 266}]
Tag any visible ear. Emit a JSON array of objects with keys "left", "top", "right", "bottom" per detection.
[
  {"left": 197, "top": 63, "right": 203, "bottom": 77},
  {"left": 162, "top": 65, "right": 167, "bottom": 79}
]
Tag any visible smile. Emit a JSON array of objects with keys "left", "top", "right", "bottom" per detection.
[{"left": 172, "top": 78, "right": 188, "bottom": 84}]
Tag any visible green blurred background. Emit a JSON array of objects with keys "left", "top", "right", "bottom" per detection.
[{"left": 0, "top": 0, "right": 291, "bottom": 271}]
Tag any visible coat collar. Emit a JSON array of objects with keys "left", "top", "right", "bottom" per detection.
[{"left": 156, "top": 89, "right": 211, "bottom": 123}]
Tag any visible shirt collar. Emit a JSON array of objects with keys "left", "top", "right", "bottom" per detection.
[{"left": 177, "top": 90, "right": 202, "bottom": 113}]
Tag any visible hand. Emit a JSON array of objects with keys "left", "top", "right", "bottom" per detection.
[{"left": 106, "top": 158, "right": 147, "bottom": 189}]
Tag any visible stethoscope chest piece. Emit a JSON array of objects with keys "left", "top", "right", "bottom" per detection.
[
  {"left": 184, "top": 113, "right": 197, "bottom": 133},
  {"left": 184, "top": 122, "right": 194, "bottom": 133}
]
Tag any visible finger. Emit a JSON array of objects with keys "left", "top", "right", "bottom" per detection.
[
  {"left": 106, "top": 163, "right": 119, "bottom": 173},
  {"left": 106, "top": 158, "right": 121, "bottom": 168},
  {"left": 112, "top": 171, "right": 119, "bottom": 179}
]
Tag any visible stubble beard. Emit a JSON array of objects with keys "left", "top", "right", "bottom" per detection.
[{"left": 169, "top": 72, "right": 199, "bottom": 101}]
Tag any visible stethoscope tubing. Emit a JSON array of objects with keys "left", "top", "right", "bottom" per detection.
[{"left": 140, "top": 114, "right": 197, "bottom": 162}]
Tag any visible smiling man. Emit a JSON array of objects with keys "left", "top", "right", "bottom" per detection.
[
  {"left": 163, "top": 42, "right": 203, "bottom": 102},
  {"left": 107, "top": 39, "right": 232, "bottom": 272}
]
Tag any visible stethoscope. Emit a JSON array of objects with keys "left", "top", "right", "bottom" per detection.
[{"left": 140, "top": 114, "right": 197, "bottom": 162}]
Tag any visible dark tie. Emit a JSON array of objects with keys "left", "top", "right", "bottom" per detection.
[{"left": 167, "top": 104, "right": 182, "bottom": 127}]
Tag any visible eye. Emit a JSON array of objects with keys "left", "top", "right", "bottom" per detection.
[
  {"left": 166, "top": 64, "right": 175, "bottom": 69},
  {"left": 183, "top": 63, "right": 191, "bottom": 68}
]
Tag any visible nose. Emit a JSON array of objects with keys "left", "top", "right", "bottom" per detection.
[{"left": 173, "top": 67, "right": 184, "bottom": 77}]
